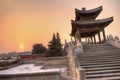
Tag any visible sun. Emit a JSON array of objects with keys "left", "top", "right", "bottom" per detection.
[{"left": 19, "top": 44, "right": 24, "bottom": 49}]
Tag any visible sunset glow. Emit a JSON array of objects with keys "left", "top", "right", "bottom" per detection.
[
  {"left": 19, "top": 44, "right": 24, "bottom": 50},
  {"left": 0, "top": 0, "right": 120, "bottom": 53}
]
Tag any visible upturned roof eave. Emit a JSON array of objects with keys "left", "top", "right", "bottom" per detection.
[
  {"left": 75, "top": 6, "right": 102, "bottom": 14},
  {"left": 75, "top": 6, "right": 103, "bottom": 21},
  {"left": 72, "top": 17, "right": 113, "bottom": 26},
  {"left": 71, "top": 17, "right": 113, "bottom": 37}
]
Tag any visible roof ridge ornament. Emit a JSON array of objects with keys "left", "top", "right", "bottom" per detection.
[{"left": 82, "top": 7, "right": 86, "bottom": 11}]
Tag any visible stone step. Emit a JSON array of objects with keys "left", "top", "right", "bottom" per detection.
[
  {"left": 78, "top": 50, "right": 120, "bottom": 56},
  {"left": 84, "top": 46, "right": 117, "bottom": 48},
  {"left": 86, "top": 76, "right": 120, "bottom": 80},
  {"left": 84, "top": 48, "right": 119, "bottom": 52},
  {"left": 79, "top": 56, "right": 120, "bottom": 60},
  {"left": 79, "top": 44, "right": 120, "bottom": 80},
  {"left": 79, "top": 57, "right": 120, "bottom": 62},
  {"left": 78, "top": 55, "right": 120, "bottom": 61},
  {"left": 78, "top": 53, "right": 120, "bottom": 58},
  {"left": 83, "top": 44, "right": 111, "bottom": 48},
  {"left": 78, "top": 57, "right": 120, "bottom": 62},
  {"left": 83, "top": 44, "right": 119, "bottom": 52},
  {"left": 80, "top": 60, "right": 120, "bottom": 66},
  {"left": 85, "top": 66, "right": 120, "bottom": 72},
  {"left": 86, "top": 72, "right": 120, "bottom": 79},
  {"left": 79, "top": 53, "right": 120, "bottom": 57},
  {"left": 81, "top": 63, "right": 120, "bottom": 68},
  {"left": 86, "top": 69, "right": 120, "bottom": 75},
  {"left": 79, "top": 57, "right": 120, "bottom": 61},
  {"left": 79, "top": 51, "right": 120, "bottom": 55}
]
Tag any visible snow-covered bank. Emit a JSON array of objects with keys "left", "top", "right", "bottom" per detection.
[{"left": 0, "top": 64, "right": 60, "bottom": 75}]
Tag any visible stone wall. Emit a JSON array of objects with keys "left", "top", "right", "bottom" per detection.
[
  {"left": 23, "top": 56, "right": 67, "bottom": 63},
  {"left": 67, "top": 44, "right": 76, "bottom": 80},
  {"left": 107, "top": 35, "right": 120, "bottom": 48},
  {"left": 22, "top": 57, "right": 68, "bottom": 69},
  {"left": 67, "top": 42, "right": 85, "bottom": 80},
  {"left": 0, "top": 71, "right": 60, "bottom": 80}
]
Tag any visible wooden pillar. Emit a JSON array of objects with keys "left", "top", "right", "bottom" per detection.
[
  {"left": 93, "top": 34, "right": 96, "bottom": 44},
  {"left": 102, "top": 29, "right": 106, "bottom": 43},
  {"left": 86, "top": 37, "right": 88, "bottom": 43},
  {"left": 90, "top": 36, "right": 93, "bottom": 44},
  {"left": 98, "top": 32, "right": 101, "bottom": 43}
]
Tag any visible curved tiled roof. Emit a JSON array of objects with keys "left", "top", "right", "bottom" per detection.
[
  {"left": 75, "top": 6, "right": 102, "bottom": 14},
  {"left": 75, "top": 6, "right": 102, "bottom": 21},
  {"left": 71, "top": 17, "right": 113, "bottom": 37},
  {"left": 72, "top": 17, "right": 113, "bottom": 26}
]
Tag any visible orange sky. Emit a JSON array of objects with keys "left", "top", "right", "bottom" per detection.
[{"left": 0, "top": 0, "right": 120, "bottom": 53}]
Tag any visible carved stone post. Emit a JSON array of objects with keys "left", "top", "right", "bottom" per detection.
[
  {"left": 79, "top": 68, "right": 86, "bottom": 80},
  {"left": 75, "top": 27, "right": 81, "bottom": 43},
  {"left": 77, "top": 27, "right": 81, "bottom": 42}
]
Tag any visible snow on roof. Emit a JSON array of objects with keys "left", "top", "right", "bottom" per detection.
[
  {"left": 0, "top": 64, "right": 60, "bottom": 75},
  {"left": 20, "top": 52, "right": 32, "bottom": 55}
]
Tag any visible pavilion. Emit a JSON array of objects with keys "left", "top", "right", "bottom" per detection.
[{"left": 70, "top": 6, "right": 113, "bottom": 44}]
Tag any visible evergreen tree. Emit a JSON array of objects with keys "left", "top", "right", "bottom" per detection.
[
  {"left": 56, "top": 32, "right": 63, "bottom": 55},
  {"left": 56, "top": 32, "right": 60, "bottom": 42},
  {"left": 47, "top": 33, "right": 57, "bottom": 56},
  {"left": 47, "top": 33, "right": 63, "bottom": 57}
]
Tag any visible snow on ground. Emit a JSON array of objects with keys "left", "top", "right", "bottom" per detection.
[{"left": 0, "top": 64, "right": 60, "bottom": 75}]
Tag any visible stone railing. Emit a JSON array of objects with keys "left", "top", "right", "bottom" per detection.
[
  {"left": 67, "top": 41, "right": 85, "bottom": 80},
  {"left": 0, "top": 71, "right": 61, "bottom": 80},
  {"left": 107, "top": 35, "right": 120, "bottom": 48}
]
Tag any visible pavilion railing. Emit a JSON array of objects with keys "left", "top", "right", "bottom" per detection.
[{"left": 107, "top": 35, "right": 120, "bottom": 48}]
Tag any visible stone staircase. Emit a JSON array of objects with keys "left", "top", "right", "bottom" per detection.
[{"left": 77, "top": 44, "right": 120, "bottom": 80}]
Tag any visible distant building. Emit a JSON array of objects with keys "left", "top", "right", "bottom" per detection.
[{"left": 19, "top": 52, "right": 44, "bottom": 60}]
